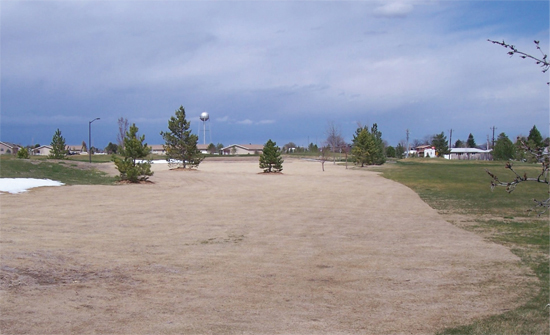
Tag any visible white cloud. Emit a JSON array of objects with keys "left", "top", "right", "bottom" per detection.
[
  {"left": 237, "top": 119, "right": 254, "bottom": 125},
  {"left": 1, "top": 1, "right": 548, "bottom": 147},
  {"left": 234, "top": 119, "right": 275, "bottom": 125},
  {"left": 216, "top": 116, "right": 230, "bottom": 122},
  {"left": 373, "top": 1, "right": 414, "bottom": 18}
]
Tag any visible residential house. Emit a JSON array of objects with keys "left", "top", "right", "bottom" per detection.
[
  {"left": 149, "top": 145, "right": 165, "bottom": 155},
  {"left": 221, "top": 144, "right": 264, "bottom": 155},
  {"left": 197, "top": 144, "right": 209, "bottom": 154},
  {"left": 0, "top": 141, "right": 20, "bottom": 155},
  {"left": 407, "top": 145, "right": 436, "bottom": 158},
  {"left": 67, "top": 145, "right": 85, "bottom": 155},
  {"left": 34, "top": 145, "right": 53, "bottom": 156},
  {"left": 444, "top": 148, "right": 492, "bottom": 160},
  {"left": 150, "top": 144, "right": 212, "bottom": 155}
]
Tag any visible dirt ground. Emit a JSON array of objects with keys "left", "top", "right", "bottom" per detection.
[{"left": 0, "top": 158, "right": 535, "bottom": 334}]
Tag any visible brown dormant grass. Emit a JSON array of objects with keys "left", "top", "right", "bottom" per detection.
[{"left": 0, "top": 158, "right": 535, "bottom": 334}]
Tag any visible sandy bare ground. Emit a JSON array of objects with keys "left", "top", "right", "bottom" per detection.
[{"left": 0, "top": 158, "right": 534, "bottom": 334}]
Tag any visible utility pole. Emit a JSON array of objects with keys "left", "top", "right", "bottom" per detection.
[
  {"left": 490, "top": 126, "right": 497, "bottom": 148},
  {"left": 449, "top": 129, "right": 453, "bottom": 160},
  {"left": 88, "top": 118, "right": 100, "bottom": 163},
  {"left": 406, "top": 129, "right": 410, "bottom": 158}
]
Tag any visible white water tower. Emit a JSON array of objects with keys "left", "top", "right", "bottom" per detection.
[{"left": 199, "top": 112, "right": 210, "bottom": 145}]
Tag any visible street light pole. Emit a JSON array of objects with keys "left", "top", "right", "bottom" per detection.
[{"left": 89, "top": 118, "right": 100, "bottom": 163}]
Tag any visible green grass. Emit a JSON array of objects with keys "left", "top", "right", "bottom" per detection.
[
  {"left": 66, "top": 154, "right": 115, "bottom": 163},
  {"left": 371, "top": 158, "right": 549, "bottom": 334},
  {"left": 374, "top": 158, "right": 548, "bottom": 217},
  {"left": 1, "top": 156, "right": 115, "bottom": 185}
]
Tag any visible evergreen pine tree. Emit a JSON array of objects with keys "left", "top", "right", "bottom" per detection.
[
  {"left": 370, "top": 123, "right": 386, "bottom": 165},
  {"left": 467, "top": 133, "right": 477, "bottom": 148},
  {"left": 352, "top": 124, "right": 386, "bottom": 166},
  {"left": 527, "top": 125, "right": 543, "bottom": 147},
  {"left": 17, "top": 147, "right": 30, "bottom": 159},
  {"left": 207, "top": 143, "right": 217, "bottom": 154},
  {"left": 385, "top": 146, "right": 396, "bottom": 158},
  {"left": 492, "top": 132, "right": 515, "bottom": 160},
  {"left": 49, "top": 128, "right": 67, "bottom": 159},
  {"left": 112, "top": 123, "right": 153, "bottom": 182},
  {"left": 395, "top": 143, "right": 405, "bottom": 158},
  {"left": 431, "top": 132, "right": 450, "bottom": 157},
  {"left": 259, "top": 139, "right": 283, "bottom": 173},
  {"left": 160, "top": 106, "right": 203, "bottom": 169},
  {"left": 308, "top": 143, "right": 319, "bottom": 152},
  {"left": 351, "top": 126, "right": 375, "bottom": 167}
]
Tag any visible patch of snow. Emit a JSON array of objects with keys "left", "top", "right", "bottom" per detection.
[{"left": 0, "top": 178, "right": 65, "bottom": 194}]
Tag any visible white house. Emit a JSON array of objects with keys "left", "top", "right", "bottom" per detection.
[
  {"left": 67, "top": 145, "right": 86, "bottom": 155},
  {"left": 221, "top": 144, "right": 264, "bottom": 155},
  {"left": 407, "top": 145, "right": 437, "bottom": 158},
  {"left": 33, "top": 145, "right": 53, "bottom": 156},
  {"left": 444, "top": 148, "right": 492, "bottom": 160}
]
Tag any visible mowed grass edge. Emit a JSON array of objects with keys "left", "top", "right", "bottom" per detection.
[
  {"left": 0, "top": 156, "right": 116, "bottom": 185},
  {"left": 371, "top": 158, "right": 549, "bottom": 335}
]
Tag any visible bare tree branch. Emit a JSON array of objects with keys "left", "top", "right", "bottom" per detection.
[
  {"left": 325, "top": 121, "right": 346, "bottom": 165},
  {"left": 488, "top": 39, "right": 550, "bottom": 84},
  {"left": 486, "top": 140, "right": 549, "bottom": 216},
  {"left": 117, "top": 117, "right": 129, "bottom": 150}
]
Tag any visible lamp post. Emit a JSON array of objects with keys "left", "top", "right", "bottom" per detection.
[{"left": 89, "top": 118, "right": 100, "bottom": 163}]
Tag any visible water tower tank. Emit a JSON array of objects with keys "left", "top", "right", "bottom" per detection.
[{"left": 200, "top": 112, "right": 210, "bottom": 121}]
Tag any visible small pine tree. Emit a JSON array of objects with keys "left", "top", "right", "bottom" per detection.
[
  {"left": 105, "top": 142, "right": 118, "bottom": 154},
  {"left": 160, "top": 106, "right": 203, "bottom": 169},
  {"left": 308, "top": 143, "right": 319, "bottom": 152},
  {"left": 17, "top": 147, "right": 30, "bottom": 159},
  {"left": 492, "top": 132, "right": 515, "bottom": 161},
  {"left": 259, "top": 139, "right": 283, "bottom": 173},
  {"left": 527, "top": 125, "right": 543, "bottom": 148},
  {"left": 351, "top": 127, "right": 375, "bottom": 167},
  {"left": 395, "top": 143, "right": 405, "bottom": 159},
  {"left": 431, "top": 132, "right": 450, "bottom": 157},
  {"left": 351, "top": 124, "right": 386, "bottom": 166},
  {"left": 385, "top": 146, "right": 396, "bottom": 158},
  {"left": 370, "top": 123, "right": 386, "bottom": 165},
  {"left": 49, "top": 128, "right": 67, "bottom": 159},
  {"left": 207, "top": 143, "right": 217, "bottom": 154},
  {"left": 112, "top": 123, "right": 153, "bottom": 182},
  {"left": 467, "top": 133, "right": 477, "bottom": 148}
]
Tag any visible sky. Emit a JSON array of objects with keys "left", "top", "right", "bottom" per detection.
[{"left": 1, "top": 0, "right": 549, "bottom": 149}]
